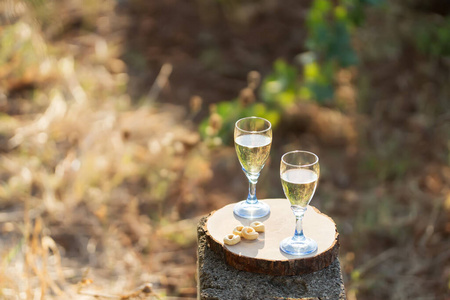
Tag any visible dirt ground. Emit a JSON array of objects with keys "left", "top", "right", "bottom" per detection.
[{"left": 0, "top": 0, "right": 449, "bottom": 299}]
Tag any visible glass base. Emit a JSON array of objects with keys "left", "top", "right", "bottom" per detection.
[
  {"left": 233, "top": 200, "right": 270, "bottom": 219},
  {"left": 280, "top": 236, "right": 318, "bottom": 256}
]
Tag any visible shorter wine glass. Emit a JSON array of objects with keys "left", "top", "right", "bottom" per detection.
[{"left": 279, "top": 150, "right": 320, "bottom": 256}]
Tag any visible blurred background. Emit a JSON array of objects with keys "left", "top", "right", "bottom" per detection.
[{"left": 0, "top": 0, "right": 449, "bottom": 299}]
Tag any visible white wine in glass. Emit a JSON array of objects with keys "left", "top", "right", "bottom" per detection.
[
  {"left": 280, "top": 150, "right": 320, "bottom": 256},
  {"left": 235, "top": 134, "right": 271, "bottom": 174},
  {"left": 234, "top": 117, "right": 272, "bottom": 219},
  {"left": 281, "top": 169, "right": 318, "bottom": 207}
]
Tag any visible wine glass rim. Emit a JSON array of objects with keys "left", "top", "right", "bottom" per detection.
[
  {"left": 281, "top": 150, "right": 319, "bottom": 167},
  {"left": 235, "top": 116, "right": 272, "bottom": 133}
]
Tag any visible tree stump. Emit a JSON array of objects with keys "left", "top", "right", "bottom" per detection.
[{"left": 197, "top": 199, "right": 346, "bottom": 300}]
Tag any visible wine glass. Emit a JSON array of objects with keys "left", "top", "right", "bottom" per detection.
[
  {"left": 234, "top": 116, "right": 272, "bottom": 219},
  {"left": 279, "top": 150, "right": 320, "bottom": 256}
]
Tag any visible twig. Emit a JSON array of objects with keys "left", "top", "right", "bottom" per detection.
[
  {"left": 434, "top": 111, "right": 450, "bottom": 127},
  {"left": 419, "top": 200, "right": 441, "bottom": 248},
  {"left": 24, "top": 196, "right": 32, "bottom": 300},
  {"left": 146, "top": 63, "right": 173, "bottom": 105},
  {"left": 28, "top": 258, "right": 65, "bottom": 297},
  {"left": 78, "top": 290, "right": 119, "bottom": 299},
  {"left": 42, "top": 235, "right": 65, "bottom": 283},
  {"left": 0, "top": 211, "right": 23, "bottom": 223},
  {"left": 0, "top": 205, "right": 45, "bottom": 223},
  {"left": 356, "top": 247, "right": 397, "bottom": 275},
  {"left": 78, "top": 280, "right": 160, "bottom": 300}
]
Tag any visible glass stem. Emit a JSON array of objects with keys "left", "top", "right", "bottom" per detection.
[
  {"left": 293, "top": 207, "right": 306, "bottom": 241},
  {"left": 246, "top": 172, "right": 259, "bottom": 205}
]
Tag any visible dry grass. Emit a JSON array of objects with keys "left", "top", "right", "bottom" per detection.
[
  {"left": 0, "top": 1, "right": 449, "bottom": 300},
  {"left": 0, "top": 1, "right": 209, "bottom": 298}
]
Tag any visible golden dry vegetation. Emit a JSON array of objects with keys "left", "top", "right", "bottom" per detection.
[{"left": 0, "top": 0, "right": 449, "bottom": 300}]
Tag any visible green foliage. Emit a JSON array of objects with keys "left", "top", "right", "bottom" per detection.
[
  {"left": 0, "top": 21, "right": 44, "bottom": 77},
  {"left": 200, "top": 59, "right": 300, "bottom": 145},
  {"left": 199, "top": 98, "right": 281, "bottom": 146},
  {"left": 261, "top": 59, "right": 298, "bottom": 107},
  {"left": 305, "top": 0, "right": 357, "bottom": 103},
  {"left": 344, "top": 0, "right": 385, "bottom": 26},
  {"left": 306, "top": 0, "right": 357, "bottom": 67},
  {"left": 299, "top": 58, "right": 335, "bottom": 102},
  {"left": 3, "top": 239, "right": 24, "bottom": 264},
  {"left": 199, "top": 0, "right": 382, "bottom": 142},
  {"left": 414, "top": 16, "right": 450, "bottom": 57},
  {"left": 301, "top": 0, "right": 383, "bottom": 103}
]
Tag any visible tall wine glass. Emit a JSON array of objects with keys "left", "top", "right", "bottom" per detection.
[
  {"left": 279, "top": 150, "right": 320, "bottom": 256},
  {"left": 234, "top": 116, "right": 272, "bottom": 219}
]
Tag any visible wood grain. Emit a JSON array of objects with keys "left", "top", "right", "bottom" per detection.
[{"left": 204, "top": 199, "right": 339, "bottom": 275}]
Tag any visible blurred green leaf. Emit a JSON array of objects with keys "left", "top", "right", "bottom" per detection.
[
  {"left": 200, "top": 0, "right": 378, "bottom": 139},
  {"left": 413, "top": 17, "right": 450, "bottom": 57},
  {"left": 261, "top": 59, "right": 298, "bottom": 105}
]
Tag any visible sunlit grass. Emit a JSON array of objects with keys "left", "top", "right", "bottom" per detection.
[
  {"left": 1, "top": 0, "right": 449, "bottom": 299},
  {"left": 0, "top": 1, "right": 208, "bottom": 298}
]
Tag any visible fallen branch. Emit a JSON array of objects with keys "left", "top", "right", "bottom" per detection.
[
  {"left": 146, "top": 63, "right": 173, "bottom": 105},
  {"left": 78, "top": 279, "right": 160, "bottom": 300}
]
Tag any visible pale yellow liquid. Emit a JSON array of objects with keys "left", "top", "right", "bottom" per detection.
[
  {"left": 235, "top": 134, "right": 271, "bottom": 174},
  {"left": 281, "top": 169, "right": 318, "bottom": 207}
]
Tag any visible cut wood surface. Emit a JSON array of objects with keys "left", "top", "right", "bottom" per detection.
[{"left": 204, "top": 198, "right": 339, "bottom": 275}]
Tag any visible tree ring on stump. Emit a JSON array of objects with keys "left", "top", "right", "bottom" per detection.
[{"left": 204, "top": 199, "right": 339, "bottom": 276}]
